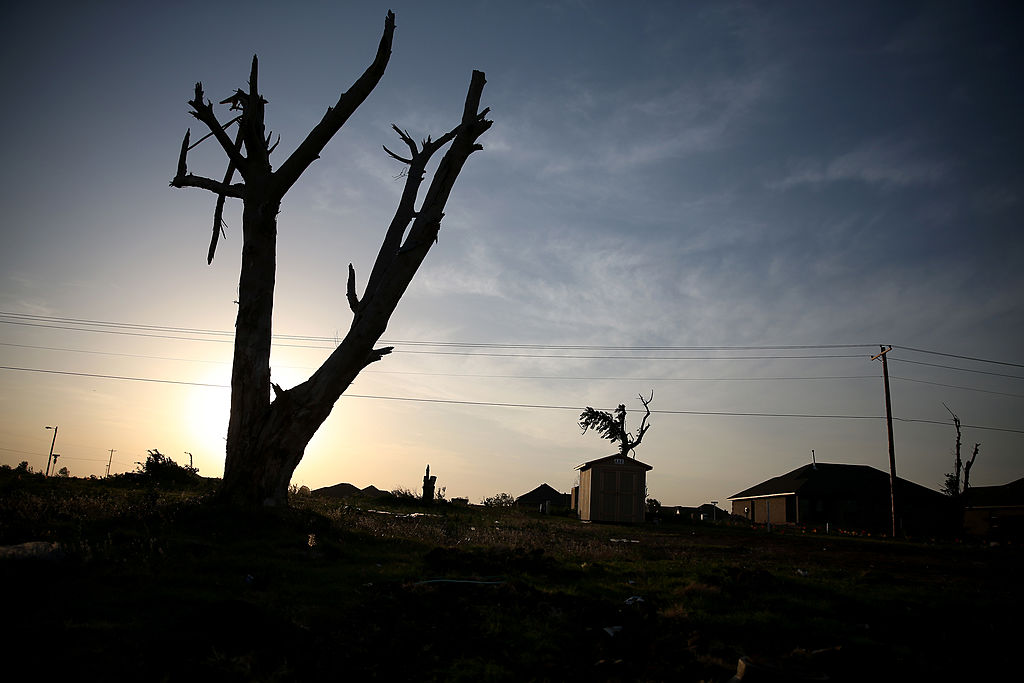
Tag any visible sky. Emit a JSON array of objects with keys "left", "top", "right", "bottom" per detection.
[{"left": 1, "top": 1, "right": 1022, "bottom": 507}]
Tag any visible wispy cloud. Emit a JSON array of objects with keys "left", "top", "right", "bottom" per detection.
[{"left": 769, "top": 140, "right": 950, "bottom": 190}]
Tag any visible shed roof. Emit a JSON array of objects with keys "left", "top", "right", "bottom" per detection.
[
  {"left": 728, "top": 462, "right": 943, "bottom": 501},
  {"left": 575, "top": 453, "right": 653, "bottom": 472}
]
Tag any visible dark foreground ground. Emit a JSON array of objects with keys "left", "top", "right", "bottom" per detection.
[{"left": 1, "top": 473, "right": 1020, "bottom": 682}]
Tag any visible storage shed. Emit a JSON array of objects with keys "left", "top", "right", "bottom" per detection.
[{"left": 575, "top": 454, "right": 652, "bottom": 523}]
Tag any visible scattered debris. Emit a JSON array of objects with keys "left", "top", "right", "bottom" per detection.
[
  {"left": 413, "top": 578, "right": 506, "bottom": 586},
  {"left": 0, "top": 541, "right": 63, "bottom": 561}
]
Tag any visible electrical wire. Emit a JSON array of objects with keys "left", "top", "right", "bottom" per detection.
[
  {"left": 3, "top": 364, "right": 1021, "bottom": 434},
  {"left": 889, "top": 357, "right": 1024, "bottom": 381},
  {"left": 895, "top": 345, "right": 1024, "bottom": 369}
]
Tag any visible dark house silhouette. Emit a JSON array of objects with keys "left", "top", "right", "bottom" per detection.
[
  {"left": 313, "top": 483, "right": 391, "bottom": 500},
  {"left": 662, "top": 503, "right": 729, "bottom": 522},
  {"left": 962, "top": 477, "right": 1024, "bottom": 539},
  {"left": 729, "top": 463, "right": 949, "bottom": 535},
  {"left": 515, "top": 483, "right": 570, "bottom": 513}
]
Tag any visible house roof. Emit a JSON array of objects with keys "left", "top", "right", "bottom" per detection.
[
  {"left": 313, "top": 482, "right": 392, "bottom": 499},
  {"left": 516, "top": 483, "right": 567, "bottom": 502},
  {"left": 575, "top": 454, "right": 653, "bottom": 471},
  {"left": 313, "top": 482, "right": 361, "bottom": 499},
  {"left": 728, "top": 462, "right": 944, "bottom": 502},
  {"left": 962, "top": 477, "right": 1024, "bottom": 508}
]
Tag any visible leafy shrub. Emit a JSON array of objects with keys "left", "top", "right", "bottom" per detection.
[
  {"left": 481, "top": 492, "right": 515, "bottom": 508},
  {"left": 131, "top": 449, "right": 201, "bottom": 486}
]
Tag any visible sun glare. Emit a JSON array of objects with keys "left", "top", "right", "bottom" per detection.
[{"left": 185, "top": 379, "right": 230, "bottom": 456}]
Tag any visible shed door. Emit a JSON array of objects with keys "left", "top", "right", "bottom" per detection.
[
  {"left": 619, "top": 471, "right": 635, "bottom": 519},
  {"left": 596, "top": 469, "right": 639, "bottom": 522},
  {"left": 600, "top": 471, "right": 617, "bottom": 518}
]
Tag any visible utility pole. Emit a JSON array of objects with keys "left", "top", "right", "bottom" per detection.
[
  {"left": 871, "top": 345, "right": 897, "bottom": 537},
  {"left": 44, "top": 425, "right": 58, "bottom": 477},
  {"left": 106, "top": 449, "right": 116, "bottom": 477}
]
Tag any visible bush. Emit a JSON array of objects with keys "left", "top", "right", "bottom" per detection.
[
  {"left": 131, "top": 449, "right": 201, "bottom": 486},
  {"left": 481, "top": 492, "right": 515, "bottom": 508}
]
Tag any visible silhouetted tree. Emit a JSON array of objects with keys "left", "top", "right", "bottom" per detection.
[
  {"left": 940, "top": 404, "right": 980, "bottom": 498},
  {"left": 579, "top": 391, "right": 653, "bottom": 458},
  {"left": 171, "top": 11, "right": 491, "bottom": 508}
]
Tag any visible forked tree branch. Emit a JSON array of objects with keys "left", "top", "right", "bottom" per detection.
[
  {"left": 298, "top": 68, "right": 491, "bottom": 410},
  {"left": 630, "top": 390, "right": 654, "bottom": 453}
]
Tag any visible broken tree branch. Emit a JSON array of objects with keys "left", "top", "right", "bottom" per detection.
[
  {"left": 170, "top": 174, "right": 245, "bottom": 197},
  {"left": 187, "top": 82, "right": 250, "bottom": 176},
  {"left": 209, "top": 125, "right": 246, "bottom": 264},
  {"left": 187, "top": 115, "right": 242, "bottom": 151},
  {"left": 346, "top": 263, "right": 360, "bottom": 313},
  {"left": 274, "top": 10, "right": 396, "bottom": 195}
]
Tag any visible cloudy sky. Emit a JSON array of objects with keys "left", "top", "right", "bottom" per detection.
[{"left": 1, "top": 1, "right": 1021, "bottom": 506}]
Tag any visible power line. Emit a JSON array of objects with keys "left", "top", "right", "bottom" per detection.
[
  {"left": 2, "top": 311, "right": 881, "bottom": 351},
  {"left": 0, "top": 365, "right": 228, "bottom": 388},
  {"left": 0, "top": 319, "right": 874, "bottom": 359},
  {"left": 3, "top": 364, "right": 1021, "bottom": 434},
  {"left": 343, "top": 392, "right": 884, "bottom": 420},
  {"left": 890, "top": 357, "right": 1024, "bottom": 381},
  {"left": 8, "top": 339, "right": 1017, "bottom": 394},
  {"left": 0, "top": 342, "right": 227, "bottom": 365},
  {"left": 896, "top": 345, "right": 1024, "bottom": 369},
  {"left": 4, "top": 311, "right": 1021, "bottom": 368},
  {"left": 891, "top": 375, "right": 1024, "bottom": 399}
]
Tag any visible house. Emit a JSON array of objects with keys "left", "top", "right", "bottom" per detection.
[
  {"left": 313, "top": 483, "right": 392, "bottom": 500},
  {"left": 962, "top": 477, "right": 1024, "bottom": 539},
  {"left": 661, "top": 503, "right": 729, "bottom": 523},
  {"left": 728, "top": 462, "right": 949, "bottom": 535},
  {"left": 313, "top": 482, "right": 361, "bottom": 499},
  {"left": 515, "top": 483, "right": 571, "bottom": 513},
  {"left": 575, "top": 454, "right": 652, "bottom": 523}
]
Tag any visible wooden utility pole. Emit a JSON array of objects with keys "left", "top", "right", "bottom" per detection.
[
  {"left": 106, "top": 449, "right": 116, "bottom": 478},
  {"left": 44, "top": 425, "right": 58, "bottom": 477},
  {"left": 871, "top": 345, "right": 897, "bottom": 536}
]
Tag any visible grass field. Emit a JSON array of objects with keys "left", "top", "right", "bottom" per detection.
[{"left": 1, "top": 469, "right": 1019, "bottom": 682}]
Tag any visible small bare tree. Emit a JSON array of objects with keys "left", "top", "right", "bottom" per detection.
[
  {"left": 170, "top": 11, "right": 492, "bottom": 508},
  {"left": 941, "top": 403, "right": 980, "bottom": 498},
  {"left": 578, "top": 391, "right": 654, "bottom": 458}
]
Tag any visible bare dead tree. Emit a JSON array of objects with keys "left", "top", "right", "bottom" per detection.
[
  {"left": 170, "top": 11, "right": 492, "bottom": 507},
  {"left": 579, "top": 391, "right": 654, "bottom": 458},
  {"left": 941, "top": 403, "right": 980, "bottom": 498}
]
